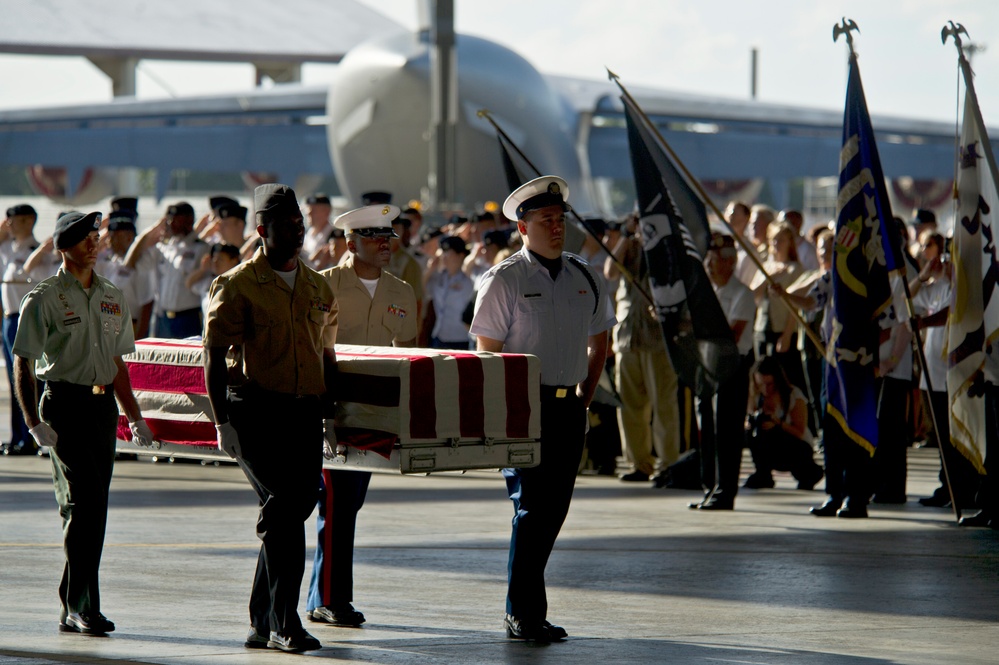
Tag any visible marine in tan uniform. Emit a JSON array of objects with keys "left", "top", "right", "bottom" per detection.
[
  {"left": 307, "top": 204, "right": 416, "bottom": 627},
  {"left": 204, "top": 184, "right": 338, "bottom": 653}
]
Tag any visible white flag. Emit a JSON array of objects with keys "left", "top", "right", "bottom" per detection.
[{"left": 948, "top": 86, "right": 999, "bottom": 474}]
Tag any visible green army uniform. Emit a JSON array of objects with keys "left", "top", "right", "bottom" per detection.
[{"left": 13, "top": 267, "right": 134, "bottom": 623}]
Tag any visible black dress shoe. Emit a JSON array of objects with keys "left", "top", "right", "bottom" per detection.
[
  {"left": 543, "top": 620, "right": 568, "bottom": 640},
  {"left": 796, "top": 466, "right": 824, "bottom": 491},
  {"left": 309, "top": 603, "right": 365, "bottom": 627},
  {"left": 837, "top": 503, "right": 868, "bottom": 518},
  {"left": 60, "top": 611, "right": 115, "bottom": 635},
  {"left": 619, "top": 471, "right": 650, "bottom": 482},
  {"left": 267, "top": 629, "right": 322, "bottom": 652},
  {"left": 958, "top": 510, "right": 994, "bottom": 528},
  {"left": 697, "top": 490, "right": 735, "bottom": 510},
  {"left": 653, "top": 471, "right": 673, "bottom": 488},
  {"left": 810, "top": 499, "right": 842, "bottom": 517},
  {"left": 505, "top": 614, "right": 562, "bottom": 642},
  {"left": 918, "top": 493, "right": 951, "bottom": 508}
]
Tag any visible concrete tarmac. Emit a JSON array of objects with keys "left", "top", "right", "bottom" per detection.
[{"left": 1, "top": 445, "right": 997, "bottom": 664}]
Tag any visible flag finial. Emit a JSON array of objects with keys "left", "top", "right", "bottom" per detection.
[
  {"left": 832, "top": 17, "right": 860, "bottom": 56},
  {"left": 942, "top": 21, "right": 969, "bottom": 53}
]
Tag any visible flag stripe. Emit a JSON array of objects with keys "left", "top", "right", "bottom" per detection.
[
  {"left": 128, "top": 362, "right": 206, "bottom": 394},
  {"left": 502, "top": 354, "right": 532, "bottom": 438}
]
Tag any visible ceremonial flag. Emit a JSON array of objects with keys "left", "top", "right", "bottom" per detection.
[
  {"left": 622, "top": 96, "right": 739, "bottom": 396},
  {"left": 947, "top": 60, "right": 999, "bottom": 474},
  {"left": 497, "top": 133, "right": 529, "bottom": 192},
  {"left": 826, "top": 52, "right": 903, "bottom": 453}
]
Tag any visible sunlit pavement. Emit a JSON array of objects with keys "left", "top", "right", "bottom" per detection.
[{"left": 1, "top": 439, "right": 996, "bottom": 664}]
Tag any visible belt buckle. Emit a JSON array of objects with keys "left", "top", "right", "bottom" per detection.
[
  {"left": 166, "top": 311, "right": 177, "bottom": 319},
  {"left": 92, "top": 385, "right": 105, "bottom": 395},
  {"left": 555, "top": 388, "right": 568, "bottom": 398}
]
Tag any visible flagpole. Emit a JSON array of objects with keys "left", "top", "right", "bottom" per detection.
[
  {"left": 476, "top": 108, "right": 657, "bottom": 308},
  {"left": 607, "top": 72, "right": 826, "bottom": 359}
]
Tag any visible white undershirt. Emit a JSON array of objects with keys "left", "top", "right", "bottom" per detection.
[
  {"left": 274, "top": 266, "right": 297, "bottom": 289},
  {"left": 359, "top": 276, "right": 379, "bottom": 298}
]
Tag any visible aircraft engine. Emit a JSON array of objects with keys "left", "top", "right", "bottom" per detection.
[{"left": 327, "top": 31, "right": 592, "bottom": 215}]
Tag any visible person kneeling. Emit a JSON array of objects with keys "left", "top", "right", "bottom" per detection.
[{"left": 744, "top": 355, "right": 823, "bottom": 491}]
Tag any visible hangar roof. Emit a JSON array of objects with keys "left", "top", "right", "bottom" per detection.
[{"left": 0, "top": 0, "right": 404, "bottom": 63}]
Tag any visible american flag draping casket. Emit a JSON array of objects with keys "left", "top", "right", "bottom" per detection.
[{"left": 118, "top": 339, "right": 541, "bottom": 473}]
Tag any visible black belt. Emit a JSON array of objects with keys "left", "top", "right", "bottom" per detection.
[
  {"left": 48, "top": 381, "right": 112, "bottom": 396},
  {"left": 230, "top": 384, "right": 321, "bottom": 402},
  {"left": 162, "top": 307, "right": 200, "bottom": 319},
  {"left": 4, "top": 313, "right": 18, "bottom": 320},
  {"left": 540, "top": 385, "right": 575, "bottom": 399}
]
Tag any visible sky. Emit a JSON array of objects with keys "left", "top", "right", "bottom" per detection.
[{"left": 0, "top": 0, "right": 997, "bottom": 125}]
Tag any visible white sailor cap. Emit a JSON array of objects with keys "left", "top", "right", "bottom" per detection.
[
  {"left": 334, "top": 205, "right": 401, "bottom": 238},
  {"left": 502, "top": 175, "right": 570, "bottom": 221}
]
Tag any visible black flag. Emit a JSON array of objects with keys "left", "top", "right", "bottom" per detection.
[
  {"left": 497, "top": 133, "right": 529, "bottom": 192},
  {"left": 622, "top": 96, "right": 739, "bottom": 396}
]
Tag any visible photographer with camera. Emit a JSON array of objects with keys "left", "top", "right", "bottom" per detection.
[{"left": 743, "top": 355, "right": 824, "bottom": 490}]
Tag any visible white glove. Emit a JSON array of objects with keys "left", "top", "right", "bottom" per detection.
[
  {"left": 215, "top": 422, "right": 242, "bottom": 459},
  {"left": 29, "top": 422, "right": 58, "bottom": 449},
  {"left": 322, "top": 419, "right": 337, "bottom": 461},
  {"left": 129, "top": 419, "right": 155, "bottom": 448}
]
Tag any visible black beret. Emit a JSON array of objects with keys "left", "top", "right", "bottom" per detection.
[
  {"left": 360, "top": 191, "right": 392, "bottom": 205},
  {"left": 420, "top": 227, "right": 444, "bottom": 244},
  {"left": 254, "top": 183, "right": 300, "bottom": 216},
  {"left": 482, "top": 229, "right": 509, "bottom": 249},
  {"left": 6, "top": 204, "right": 37, "bottom": 219},
  {"left": 168, "top": 202, "right": 195, "bottom": 217},
  {"left": 913, "top": 208, "right": 937, "bottom": 226},
  {"left": 54, "top": 211, "right": 101, "bottom": 250},
  {"left": 218, "top": 205, "right": 247, "bottom": 222},
  {"left": 439, "top": 235, "right": 469, "bottom": 255},
  {"left": 107, "top": 209, "right": 138, "bottom": 232},
  {"left": 210, "top": 196, "right": 239, "bottom": 213},
  {"left": 210, "top": 243, "right": 240, "bottom": 260},
  {"left": 306, "top": 193, "right": 331, "bottom": 205},
  {"left": 110, "top": 196, "right": 138, "bottom": 212}
]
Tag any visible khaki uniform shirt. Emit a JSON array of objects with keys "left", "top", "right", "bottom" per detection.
[
  {"left": 13, "top": 267, "right": 135, "bottom": 385},
  {"left": 386, "top": 247, "right": 424, "bottom": 304},
  {"left": 322, "top": 257, "right": 417, "bottom": 346},
  {"left": 611, "top": 238, "right": 663, "bottom": 354},
  {"left": 204, "top": 249, "right": 338, "bottom": 396}
]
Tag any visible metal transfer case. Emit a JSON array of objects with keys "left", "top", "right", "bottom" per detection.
[{"left": 117, "top": 339, "right": 541, "bottom": 473}]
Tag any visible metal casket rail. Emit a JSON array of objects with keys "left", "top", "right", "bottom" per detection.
[{"left": 117, "top": 339, "right": 542, "bottom": 473}]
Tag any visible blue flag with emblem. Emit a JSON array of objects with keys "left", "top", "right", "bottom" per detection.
[
  {"left": 622, "top": 96, "right": 739, "bottom": 397},
  {"left": 826, "top": 52, "right": 902, "bottom": 454}
]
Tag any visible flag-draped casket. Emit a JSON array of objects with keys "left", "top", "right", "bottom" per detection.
[{"left": 118, "top": 339, "right": 541, "bottom": 472}]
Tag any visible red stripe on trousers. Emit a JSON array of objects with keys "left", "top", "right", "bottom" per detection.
[{"left": 322, "top": 468, "right": 334, "bottom": 605}]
